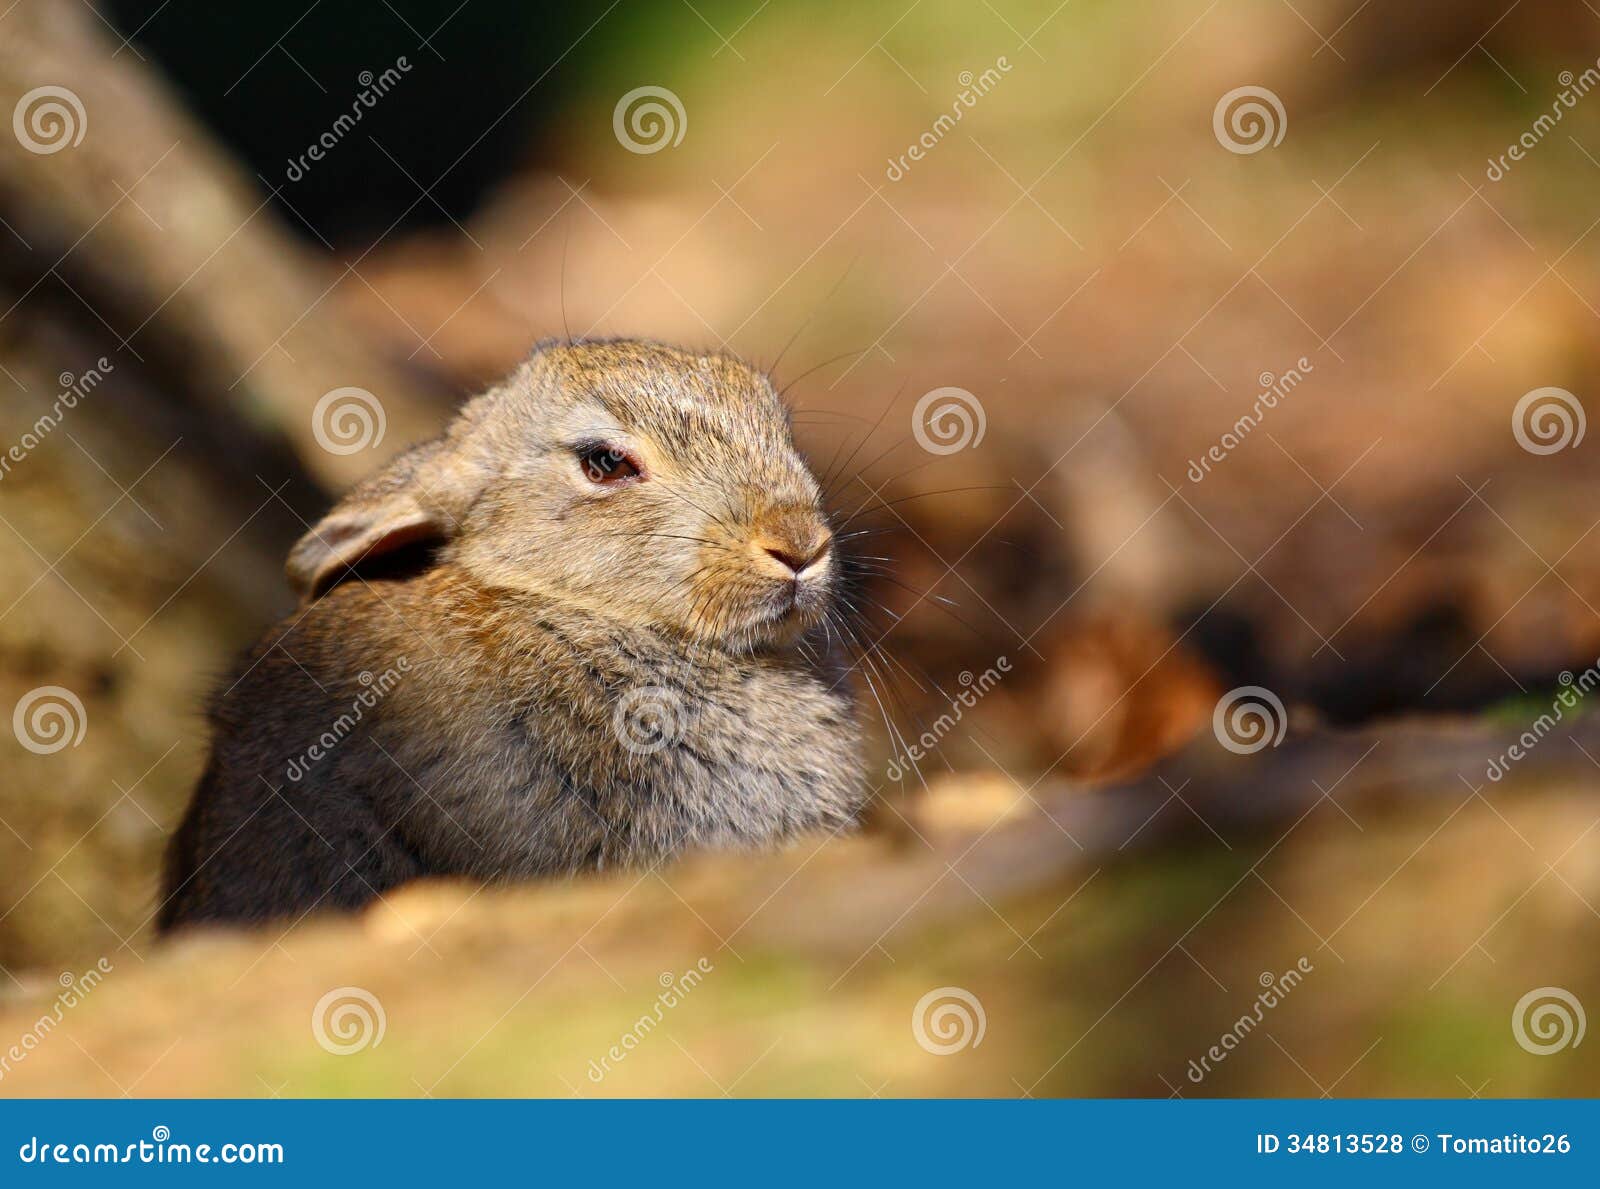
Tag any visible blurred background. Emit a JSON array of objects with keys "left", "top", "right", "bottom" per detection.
[{"left": 2, "top": 0, "right": 1599, "bottom": 1095}]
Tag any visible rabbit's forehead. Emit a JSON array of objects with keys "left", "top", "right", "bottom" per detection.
[
  {"left": 574, "top": 367, "right": 798, "bottom": 455},
  {"left": 542, "top": 340, "right": 767, "bottom": 401},
  {"left": 514, "top": 341, "right": 817, "bottom": 488},
  {"left": 542, "top": 382, "right": 789, "bottom": 454},
  {"left": 642, "top": 403, "right": 817, "bottom": 492},
  {"left": 612, "top": 392, "right": 818, "bottom": 493}
]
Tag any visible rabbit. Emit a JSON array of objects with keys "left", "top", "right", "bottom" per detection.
[{"left": 157, "top": 339, "right": 866, "bottom": 933}]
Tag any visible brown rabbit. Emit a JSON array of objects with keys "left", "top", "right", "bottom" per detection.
[{"left": 158, "top": 339, "right": 865, "bottom": 932}]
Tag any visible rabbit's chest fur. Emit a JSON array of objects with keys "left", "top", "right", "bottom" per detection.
[
  {"left": 392, "top": 607, "right": 862, "bottom": 874},
  {"left": 218, "top": 568, "right": 863, "bottom": 885}
]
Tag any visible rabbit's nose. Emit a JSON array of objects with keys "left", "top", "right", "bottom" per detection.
[{"left": 762, "top": 533, "right": 832, "bottom": 577}]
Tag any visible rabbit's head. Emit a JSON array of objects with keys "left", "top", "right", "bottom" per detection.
[{"left": 288, "top": 340, "right": 840, "bottom": 652}]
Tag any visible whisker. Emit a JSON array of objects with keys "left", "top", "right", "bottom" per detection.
[
  {"left": 771, "top": 257, "right": 858, "bottom": 382},
  {"left": 836, "top": 484, "right": 1016, "bottom": 531},
  {"left": 830, "top": 454, "right": 951, "bottom": 519},
  {"left": 821, "top": 381, "right": 905, "bottom": 497},
  {"left": 777, "top": 345, "right": 875, "bottom": 404}
]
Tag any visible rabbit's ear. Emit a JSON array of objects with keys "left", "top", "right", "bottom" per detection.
[{"left": 287, "top": 435, "right": 485, "bottom": 603}]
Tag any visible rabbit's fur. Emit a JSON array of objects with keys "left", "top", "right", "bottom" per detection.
[{"left": 158, "top": 340, "right": 864, "bottom": 932}]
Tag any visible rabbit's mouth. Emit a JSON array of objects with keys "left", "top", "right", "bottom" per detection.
[
  {"left": 721, "top": 523, "right": 835, "bottom": 647},
  {"left": 744, "top": 578, "right": 830, "bottom": 647}
]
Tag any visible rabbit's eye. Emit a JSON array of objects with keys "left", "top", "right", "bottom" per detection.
[{"left": 577, "top": 444, "right": 643, "bottom": 485}]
